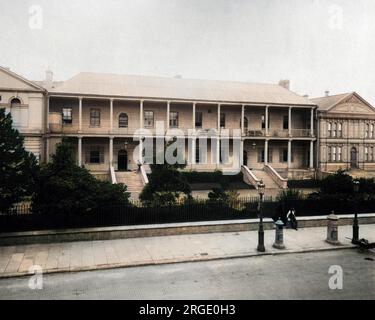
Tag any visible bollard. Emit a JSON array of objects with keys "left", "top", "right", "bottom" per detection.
[
  {"left": 326, "top": 211, "right": 340, "bottom": 245},
  {"left": 273, "top": 218, "right": 285, "bottom": 249}
]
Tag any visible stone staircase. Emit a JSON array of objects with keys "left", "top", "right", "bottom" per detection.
[
  {"left": 115, "top": 171, "right": 144, "bottom": 199},
  {"left": 251, "top": 169, "right": 280, "bottom": 189}
]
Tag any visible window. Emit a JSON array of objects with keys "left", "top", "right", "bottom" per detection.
[
  {"left": 365, "top": 147, "right": 369, "bottom": 161},
  {"left": 90, "top": 108, "right": 101, "bottom": 126},
  {"left": 283, "top": 115, "right": 289, "bottom": 130},
  {"left": 281, "top": 149, "right": 288, "bottom": 162},
  {"left": 261, "top": 115, "right": 265, "bottom": 129},
  {"left": 365, "top": 124, "right": 369, "bottom": 138},
  {"left": 170, "top": 111, "right": 179, "bottom": 128},
  {"left": 337, "top": 146, "right": 342, "bottom": 161},
  {"left": 144, "top": 111, "right": 154, "bottom": 127},
  {"left": 119, "top": 113, "right": 128, "bottom": 128},
  {"left": 244, "top": 117, "right": 248, "bottom": 129},
  {"left": 0, "top": 95, "right": 2, "bottom": 101},
  {"left": 62, "top": 108, "right": 72, "bottom": 124},
  {"left": 371, "top": 147, "right": 374, "bottom": 162},
  {"left": 332, "top": 123, "right": 337, "bottom": 137},
  {"left": 328, "top": 146, "right": 332, "bottom": 161},
  {"left": 258, "top": 148, "right": 272, "bottom": 163},
  {"left": 371, "top": 124, "right": 374, "bottom": 138},
  {"left": 195, "top": 141, "right": 200, "bottom": 163},
  {"left": 327, "top": 122, "right": 332, "bottom": 137},
  {"left": 195, "top": 111, "right": 202, "bottom": 128},
  {"left": 220, "top": 113, "right": 226, "bottom": 128},
  {"left": 337, "top": 122, "right": 342, "bottom": 137},
  {"left": 86, "top": 146, "right": 104, "bottom": 164},
  {"left": 10, "top": 97, "right": 21, "bottom": 107}
]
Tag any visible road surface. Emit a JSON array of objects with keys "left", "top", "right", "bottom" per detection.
[{"left": 0, "top": 249, "right": 374, "bottom": 299}]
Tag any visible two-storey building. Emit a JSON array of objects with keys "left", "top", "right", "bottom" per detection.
[
  {"left": 312, "top": 92, "right": 375, "bottom": 174},
  {"left": 0, "top": 66, "right": 46, "bottom": 161},
  {"left": 44, "top": 72, "right": 317, "bottom": 185}
]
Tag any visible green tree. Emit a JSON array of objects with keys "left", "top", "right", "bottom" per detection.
[
  {"left": 319, "top": 169, "right": 353, "bottom": 195},
  {"left": 139, "top": 140, "right": 191, "bottom": 205},
  {"left": 0, "top": 108, "right": 38, "bottom": 211},
  {"left": 32, "top": 138, "right": 130, "bottom": 214}
]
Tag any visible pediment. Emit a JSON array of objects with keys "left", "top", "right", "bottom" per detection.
[
  {"left": 0, "top": 68, "right": 43, "bottom": 91},
  {"left": 330, "top": 102, "right": 375, "bottom": 114}
]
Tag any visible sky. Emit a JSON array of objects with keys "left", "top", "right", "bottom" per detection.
[{"left": 0, "top": 0, "right": 374, "bottom": 103}]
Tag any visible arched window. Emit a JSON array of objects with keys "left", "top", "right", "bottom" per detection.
[
  {"left": 118, "top": 113, "right": 128, "bottom": 128},
  {"left": 10, "top": 98, "right": 21, "bottom": 107}
]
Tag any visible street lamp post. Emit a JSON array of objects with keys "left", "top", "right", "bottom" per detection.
[
  {"left": 352, "top": 179, "right": 360, "bottom": 244},
  {"left": 257, "top": 180, "right": 266, "bottom": 252}
]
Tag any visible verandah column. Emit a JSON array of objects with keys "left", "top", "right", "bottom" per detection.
[
  {"left": 78, "top": 136, "right": 82, "bottom": 167},
  {"left": 109, "top": 137, "right": 113, "bottom": 167},
  {"left": 288, "top": 106, "right": 292, "bottom": 137},
  {"left": 139, "top": 100, "right": 144, "bottom": 129},
  {"left": 287, "top": 139, "right": 292, "bottom": 169},
  {"left": 310, "top": 107, "right": 314, "bottom": 136},
  {"left": 264, "top": 139, "right": 269, "bottom": 165},
  {"left": 217, "top": 104, "right": 221, "bottom": 130},
  {"left": 192, "top": 102, "right": 196, "bottom": 129},
  {"left": 109, "top": 98, "right": 114, "bottom": 133},
  {"left": 166, "top": 101, "right": 170, "bottom": 130},
  {"left": 241, "top": 104, "right": 245, "bottom": 135},
  {"left": 309, "top": 140, "right": 314, "bottom": 169},
  {"left": 265, "top": 105, "right": 269, "bottom": 136},
  {"left": 78, "top": 97, "right": 83, "bottom": 132}
]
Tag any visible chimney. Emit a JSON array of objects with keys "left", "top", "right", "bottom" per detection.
[
  {"left": 279, "top": 79, "right": 290, "bottom": 90},
  {"left": 174, "top": 74, "right": 182, "bottom": 79},
  {"left": 325, "top": 90, "right": 330, "bottom": 97},
  {"left": 44, "top": 68, "right": 53, "bottom": 87},
  {"left": 303, "top": 94, "right": 309, "bottom": 98}
]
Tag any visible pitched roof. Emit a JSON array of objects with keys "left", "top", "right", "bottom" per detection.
[
  {"left": 0, "top": 66, "right": 45, "bottom": 92},
  {"left": 311, "top": 92, "right": 375, "bottom": 112},
  {"left": 310, "top": 93, "right": 352, "bottom": 111},
  {"left": 49, "top": 72, "right": 315, "bottom": 106}
]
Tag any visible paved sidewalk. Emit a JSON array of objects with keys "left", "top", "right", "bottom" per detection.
[{"left": 0, "top": 224, "right": 374, "bottom": 278}]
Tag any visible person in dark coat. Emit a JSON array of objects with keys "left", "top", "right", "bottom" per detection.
[{"left": 287, "top": 208, "right": 298, "bottom": 230}]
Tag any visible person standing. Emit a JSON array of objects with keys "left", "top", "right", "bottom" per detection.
[{"left": 287, "top": 208, "right": 298, "bottom": 230}]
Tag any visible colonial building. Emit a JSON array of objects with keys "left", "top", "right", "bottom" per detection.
[
  {"left": 2, "top": 67, "right": 319, "bottom": 194},
  {"left": 0, "top": 66, "right": 46, "bottom": 162},
  {"left": 312, "top": 92, "right": 375, "bottom": 174}
]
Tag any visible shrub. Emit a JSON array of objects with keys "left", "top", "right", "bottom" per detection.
[{"left": 32, "top": 139, "right": 130, "bottom": 214}]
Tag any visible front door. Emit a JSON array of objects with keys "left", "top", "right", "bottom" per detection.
[
  {"left": 243, "top": 150, "right": 248, "bottom": 166},
  {"left": 350, "top": 147, "right": 358, "bottom": 168},
  {"left": 118, "top": 150, "right": 128, "bottom": 171}
]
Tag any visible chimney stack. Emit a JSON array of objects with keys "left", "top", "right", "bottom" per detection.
[
  {"left": 325, "top": 90, "right": 330, "bottom": 97},
  {"left": 279, "top": 79, "right": 290, "bottom": 90},
  {"left": 303, "top": 94, "right": 309, "bottom": 98},
  {"left": 44, "top": 68, "right": 53, "bottom": 88}
]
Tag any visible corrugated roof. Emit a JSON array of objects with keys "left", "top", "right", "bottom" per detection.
[
  {"left": 310, "top": 93, "right": 352, "bottom": 111},
  {"left": 49, "top": 72, "right": 315, "bottom": 106}
]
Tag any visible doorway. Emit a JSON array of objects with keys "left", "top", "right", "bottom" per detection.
[
  {"left": 118, "top": 150, "right": 128, "bottom": 171},
  {"left": 350, "top": 147, "right": 358, "bottom": 168},
  {"left": 243, "top": 150, "right": 248, "bottom": 166}
]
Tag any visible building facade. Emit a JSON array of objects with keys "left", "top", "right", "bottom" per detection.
[
  {"left": 43, "top": 72, "right": 317, "bottom": 183},
  {"left": 0, "top": 67, "right": 46, "bottom": 162},
  {"left": 12, "top": 67, "right": 375, "bottom": 191},
  {"left": 312, "top": 92, "right": 375, "bottom": 174}
]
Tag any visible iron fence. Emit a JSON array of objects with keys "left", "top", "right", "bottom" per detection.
[{"left": 1, "top": 196, "right": 374, "bottom": 233}]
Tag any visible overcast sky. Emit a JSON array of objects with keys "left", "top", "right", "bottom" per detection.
[{"left": 1, "top": 0, "right": 374, "bottom": 103}]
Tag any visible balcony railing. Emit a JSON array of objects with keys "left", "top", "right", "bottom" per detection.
[
  {"left": 291, "top": 129, "right": 311, "bottom": 137},
  {"left": 245, "top": 129, "right": 266, "bottom": 137}
]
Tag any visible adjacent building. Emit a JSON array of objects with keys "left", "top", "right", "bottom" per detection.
[
  {"left": 312, "top": 92, "right": 375, "bottom": 174},
  {"left": 0, "top": 66, "right": 46, "bottom": 162}
]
